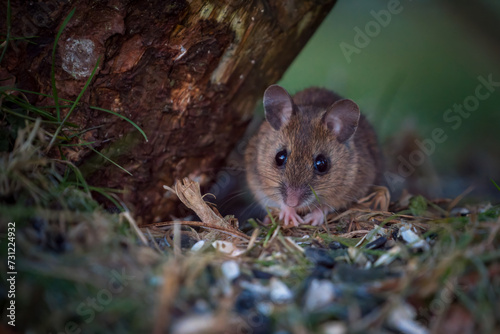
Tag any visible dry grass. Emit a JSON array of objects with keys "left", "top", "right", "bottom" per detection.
[{"left": 1, "top": 120, "right": 500, "bottom": 334}]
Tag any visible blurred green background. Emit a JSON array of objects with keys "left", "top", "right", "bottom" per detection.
[{"left": 277, "top": 0, "right": 500, "bottom": 201}]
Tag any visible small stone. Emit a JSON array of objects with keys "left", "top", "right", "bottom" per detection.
[
  {"left": 252, "top": 269, "right": 273, "bottom": 279},
  {"left": 348, "top": 247, "right": 369, "bottom": 267},
  {"left": 264, "top": 265, "right": 290, "bottom": 277},
  {"left": 321, "top": 321, "right": 347, "bottom": 334},
  {"left": 399, "top": 224, "right": 429, "bottom": 251},
  {"left": 450, "top": 207, "right": 470, "bottom": 217},
  {"left": 221, "top": 260, "right": 240, "bottom": 281},
  {"left": 305, "top": 247, "right": 335, "bottom": 268},
  {"left": 304, "top": 279, "right": 336, "bottom": 311},
  {"left": 256, "top": 301, "right": 273, "bottom": 315},
  {"left": 212, "top": 240, "right": 245, "bottom": 256},
  {"left": 269, "top": 278, "right": 293, "bottom": 304},
  {"left": 366, "top": 236, "right": 387, "bottom": 250},
  {"left": 235, "top": 289, "right": 256, "bottom": 313},
  {"left": 241, "top": 311, "right": 271, "bottom": 334},
  {"left": 329, "top": 241, "right": 347, "bottom": 250},
  {"left": 191, "top": 240, "right": 205, "bottom": 252},
  {"left": 387, "top": 302, "right": 429, "bottom": 334},
  {"left": 239, "top": 281, "right": 269, "bottom": 298},
  {"left": 374, "top": 245, "right": 401, "bottom": 267},
  {"left": 309, "top": 265, "right": 332, "bottom": 280}
]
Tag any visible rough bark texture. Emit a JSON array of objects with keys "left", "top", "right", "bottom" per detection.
[{"left": 1, "top": 0, "right": 337, "bottom": 223}]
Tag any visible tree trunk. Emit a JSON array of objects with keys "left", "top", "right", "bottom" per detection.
[{"left": 1, "top": 0, "right": 337, "bottom": 223}]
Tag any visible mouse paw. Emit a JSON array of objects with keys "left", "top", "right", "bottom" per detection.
[
  {"left": 303, "top": 208, "right": 328, "bottom": 226},
  {"left": 279, "top": 205, "right": 304, "bottom": 227}
]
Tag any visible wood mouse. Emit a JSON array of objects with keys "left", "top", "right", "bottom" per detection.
[{"left": 245, "top": 85, "right": 382, "bottom": 226}]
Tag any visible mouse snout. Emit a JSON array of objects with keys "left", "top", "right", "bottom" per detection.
[{"left": 283, "top": 187, "right": 306, "bottom": 208}]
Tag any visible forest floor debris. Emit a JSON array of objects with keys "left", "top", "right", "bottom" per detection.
[{"left": 1, "top": 122, "right": 500, "bottom": 334}]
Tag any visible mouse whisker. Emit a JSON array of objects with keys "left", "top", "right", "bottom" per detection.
[
  {"left": 217, "top": 190, "right": 251, "bottom": 209},
  {"left": 239, "top": 201, "right": 266, "bottom": 219}
]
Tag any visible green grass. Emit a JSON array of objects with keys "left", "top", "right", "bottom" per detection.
[
  {"left": 491, "top": 178, "right": 500, "bottom": 192},
  {"left": 0, "top": 4, "right": 149, "bottom": 205},
  {"left": 1, "top": 96, "right": 499, "bottom": 332},
  {"left": 0, "top": 0, "right": 11, "bottom": 65},
  {"left": 51, "top": 7, "right": 75, "bottom": 122}
]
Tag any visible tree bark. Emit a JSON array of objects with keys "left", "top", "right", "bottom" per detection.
[{"left": 1, "top": 0, "right": 337, "bottom": 223}]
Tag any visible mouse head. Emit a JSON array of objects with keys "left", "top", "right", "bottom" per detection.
[{"left": 260, "top": 85, "right": 360, "bottom": 210}]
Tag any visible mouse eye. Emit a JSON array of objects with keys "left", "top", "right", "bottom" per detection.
[
  {"left": 275, "top": 150, "right": 288, "bottom": 168},
  {"left": 314, "top": 154, "right": 329, "bottom": 174}
]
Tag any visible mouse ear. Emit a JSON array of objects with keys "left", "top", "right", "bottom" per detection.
[
  {"left": 322, "top": 99, "right": 360, "bottom": 143},
  {"left": 263, "top": 85, "right": 294, "bottom": 131}
]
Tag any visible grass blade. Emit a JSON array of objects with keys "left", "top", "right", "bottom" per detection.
[
  {"left": 1, "top": 92, "right": 59, "bottom": 121},
  {"left": 0, "top": 0, "right": 11, "bottom": 65},
  {"left": 263, "top": 207, "right": 279, "bottom": 246},
  {"left": 90, "top": 106, "right": 148, "bottom": 142},
  {"left": 59, "top": 141, "right": 97, "bottom": 147},
  {"left": 2, "top": 107, "right": 66, "bottom": 125},
  {"left": 51, "top": 7, "right": 76, "bottom": 121},
  {"left": 9, "top": 89, "right": 147, "bottom": 142},
  {"left": 48, "top": 56, "right": 101, "bottom": 150},
  {"left": 491, "top": 178, "right": 500, "bottom": 192},
  {"left": 87, "top": 144, "right": 132, "bottom": 176},
  {"left": 89, "top": 187, "right": 124, "bottom": 212},
  {"left": 56, "top": 160, "right": 90, "bottom": 194},
  {"left": 0, "top": 35, "right": 38, "bottom": 44},
  {"left": 309, "top": 184, "right": 321, "bottom": 204}
]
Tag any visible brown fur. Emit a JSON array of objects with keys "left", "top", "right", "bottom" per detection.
[{"left": 245, "top": 87, "right": 382, "bottom": 214}]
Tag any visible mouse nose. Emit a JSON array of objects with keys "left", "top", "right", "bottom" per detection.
[{"left": 284, "top": 188, "right": 303, "bottom": 208}]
